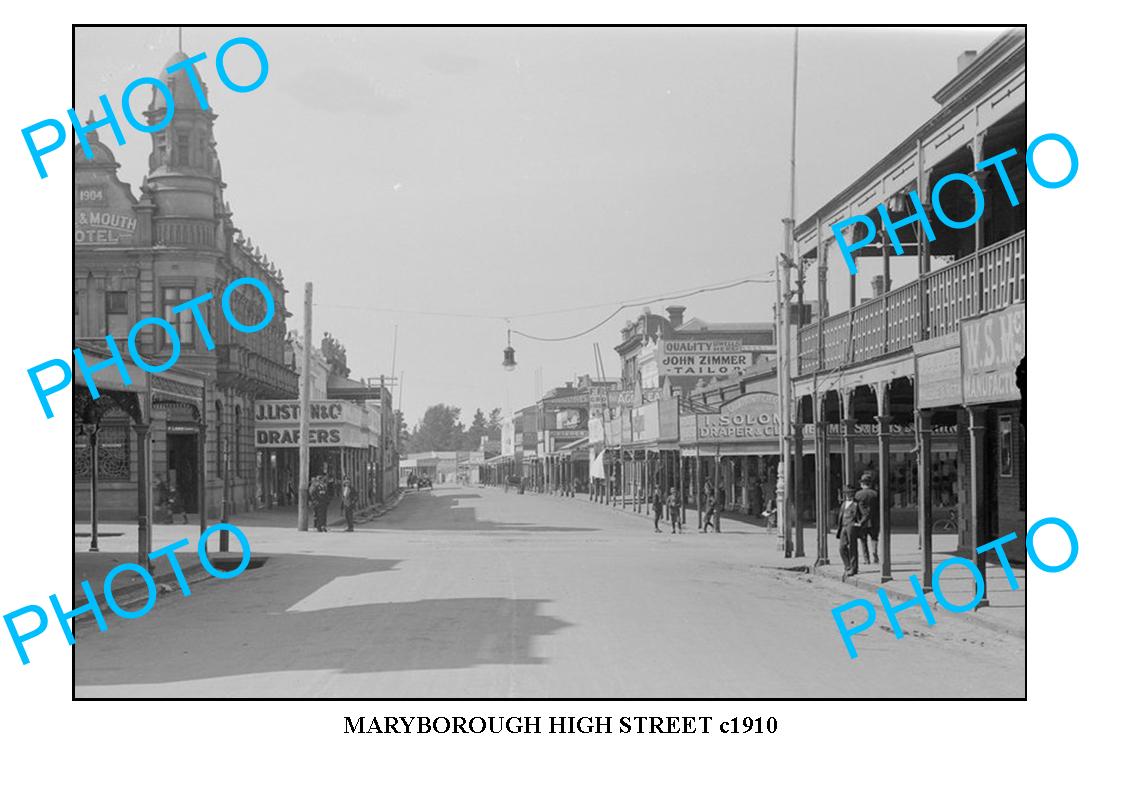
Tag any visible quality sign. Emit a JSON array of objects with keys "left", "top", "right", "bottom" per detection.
[{"left": 657, "top": 339, "right": 766, "bottom": 376}]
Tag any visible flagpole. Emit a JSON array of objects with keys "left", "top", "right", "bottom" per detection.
[{"left": 780, "top": 26, "right": 800, "bottom": 557}]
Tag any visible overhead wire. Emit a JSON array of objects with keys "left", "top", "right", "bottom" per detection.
[{"left": 312, "top": 269, "right": 777, "bottom": 342}]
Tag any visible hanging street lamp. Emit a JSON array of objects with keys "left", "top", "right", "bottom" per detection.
[{"left": 502, "top": 327, "right": 517, "bottom": 371}]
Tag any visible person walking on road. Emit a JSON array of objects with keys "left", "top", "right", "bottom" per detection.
[
  {"left": 837, "top": 485, "right": 861, "bottom": 579},
  {"left": 652, "top": 487, "right": 664, "bottom": 533},
  {"left": 341, "top": 476, "right": 356, "bottom": 532},
  {"left": 667, "top": 487, "right": 682, "bottom": 533},
  {"left": 855, "top": 471, "right": 880, "bottom": 565}
]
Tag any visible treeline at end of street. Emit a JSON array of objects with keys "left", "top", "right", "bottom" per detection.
[{"left": 397, "top": 404, "right": 502, "bottom": 454}]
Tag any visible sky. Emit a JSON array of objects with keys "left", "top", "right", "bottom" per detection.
[{"left": 75, "top": 25, "right": 1004, "bottom": 427}]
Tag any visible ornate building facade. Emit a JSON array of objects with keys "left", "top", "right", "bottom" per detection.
[{"left": 74, "top": 49, "right": 297, "bottom": 521}]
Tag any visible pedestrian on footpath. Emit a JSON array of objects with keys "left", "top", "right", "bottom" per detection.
[
  {"left": 701, "top": 479, "right": 715, "bottom": 532},
  {"left": 667, "top": 487, "right": 682, "bottom": 533},
  {"left": 837, "top": 485, "right": 860, "bottom": 579},
  {"left": 310, "top": 475, "right": 329, "bottom": 532},
  {"left": 342, "top": 477, "right": 356, "bottom": 532},
  {"left": 855, "top": 471, "right": 880, "bottom": 565},
  {"left": 168, "top": 482, "right": 188, "bottom": 524},
  {"left": 652, "top": 487, "right": 664, "bottom": 532}
]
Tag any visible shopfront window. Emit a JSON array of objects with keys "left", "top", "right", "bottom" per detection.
[{"left": 74, "top": 422, "right": 131, "bottom": 481}]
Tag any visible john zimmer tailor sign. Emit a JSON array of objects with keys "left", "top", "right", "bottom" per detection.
[
  {"left": 658, "top": 339, "right": 768, "bottom": 376},
  {"left": 694, "top": 392, "right": 780, "bottom": 441}
]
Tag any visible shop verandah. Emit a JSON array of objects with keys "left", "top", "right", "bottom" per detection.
[{"left": 791, "top": 227, "right": 1026, "bottom": 590}]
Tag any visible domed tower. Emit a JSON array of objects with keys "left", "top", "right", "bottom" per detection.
[{"left": 142, "top": 50, "right": 226, "bottom": 249}]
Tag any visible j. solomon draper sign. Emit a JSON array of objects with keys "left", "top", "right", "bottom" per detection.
[{"left": 694, "top": 392, "right": 780, "bottom": 441}]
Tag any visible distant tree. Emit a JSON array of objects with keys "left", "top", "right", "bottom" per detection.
[
  {"left": 464, "top": 408, "right": 488, "bottom": 451},
  {"left": 486, "top": 407, "right": 503, "bottom": 440},
  {"left": 410, "top": 404, "right": 465, "bottom": 452},
  {"left": 393, "top": 410, "right": 411, "bottom": 450}
]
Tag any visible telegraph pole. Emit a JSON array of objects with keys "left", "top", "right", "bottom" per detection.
[
  {"left": 297, "top": 282, "right": 313, "bottom": 532},
  {"left": 787, "top": 27, "right": 803, "bottom": 557}
]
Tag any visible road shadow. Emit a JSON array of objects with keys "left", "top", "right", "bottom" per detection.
[{"left": 74, "top": 553, "right": 571, "bottom": 688}]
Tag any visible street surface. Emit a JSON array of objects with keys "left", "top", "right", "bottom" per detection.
[{"left": 75, "top": 484, "right": 1025, "bottom": 698}]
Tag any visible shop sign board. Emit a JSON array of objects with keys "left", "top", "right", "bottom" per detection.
[
  {"left": 680, "top": 414, "right": 698, "bottom": 445},
  {"left": 657, "top": 339, "right": 770, "bottom": 377},
  {"left": 588, "top": 416, "right": 605, "bottom": 445},
  {"left": 254, "top": 400, "right": 367, "bottom": 448},
  {"left": 255, "top": 400, "right": 347, "bottom": 422},
  {"left": 693, "top": 392, "right": 779, "bottom": 442},
  {"left": 960, "top": 303, "right": 1025, "bottom": 405},
  {"left": 915, "top": 334, "right": 963, "bottom": 409}
]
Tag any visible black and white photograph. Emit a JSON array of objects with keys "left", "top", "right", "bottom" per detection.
[{"left": 67, "top": 24, "right": 1030, "bottom": 699}]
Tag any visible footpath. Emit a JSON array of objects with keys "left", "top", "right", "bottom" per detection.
[{"left": 488, "top": 485, "right": 1026, "bottom": 640}]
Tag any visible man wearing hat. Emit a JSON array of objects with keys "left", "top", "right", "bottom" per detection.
[
  {"left": 836, "top": 485, "right": 861, "bottom": 579},
  {"left": 855, "top": 471, "right": 880, "bottom": 565}
]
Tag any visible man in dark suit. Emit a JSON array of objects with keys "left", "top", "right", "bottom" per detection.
[
  {"left": 855, "top": 472, "right": 880, "bottom": 565},
  {"left": 837, "top": 485, "right": 860, "bottom": 579}
]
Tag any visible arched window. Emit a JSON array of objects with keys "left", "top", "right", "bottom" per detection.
[
  {"left": 234, "top": 405, "right": 242, "bottom": 478},
  {"left": 215, "top": 401, "right": 223, "bottom": 477}
]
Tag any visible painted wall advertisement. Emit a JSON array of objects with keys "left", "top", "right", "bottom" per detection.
[
  {"left": 960, "top": 302, "right": 1025, "bottom": 405},
  {"left": 74, "top": 179, "right": 138, "bottom": 246}
]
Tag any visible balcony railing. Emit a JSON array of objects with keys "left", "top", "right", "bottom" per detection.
[
  {"left": 216, "top": 343, "right": 299, "bottom": 398},
  {"left": 797, "top": 230, "right": 1024, "bottom": 375}
]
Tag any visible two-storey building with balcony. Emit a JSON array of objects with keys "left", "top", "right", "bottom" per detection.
[{"left": 790, "top": 29, "right": 1026, "bottom": 588}]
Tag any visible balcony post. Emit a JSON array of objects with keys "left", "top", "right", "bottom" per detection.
[
  {"left": 917, "top": 407, "right": 933, "bottom": 591},
  {"left": 971, "top": 161, "right": 990, "bottom": 315},
  {"left": 136, "top": 422, "right": 151, "bottom": 570},
  {"left": 876, "top": 410, "right": 892, "bottom": 583},
  {"left": 967, "top": 405, "right": 990, "bottom": 608},
  {"left": 881, "top": 229, "right": 891, "bottom": 353}
]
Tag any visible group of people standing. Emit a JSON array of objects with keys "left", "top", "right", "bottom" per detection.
[
  {"left": 650, "top": 478, "right": 728, "bottom": 534},
  {"left": 305, "top": 474, "right": 358, "bottom": 533},
  {"left": 835, "top": 472, "right": 880, "bottom": 579}
]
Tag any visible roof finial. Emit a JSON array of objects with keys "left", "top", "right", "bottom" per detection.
[{"left": 178, "top": 26, "right": 183, "bottom": 51}]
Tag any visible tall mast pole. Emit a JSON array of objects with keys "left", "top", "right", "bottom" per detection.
[
  {"left": 297, "top": 282, "right": 313, "bottom": 532},
  {"left": 780, "top": 26, "right": 800, "bottom": 557}
]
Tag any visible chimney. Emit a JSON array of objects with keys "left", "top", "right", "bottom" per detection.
[
  {"left": 872, "top": 275, "right": 885, "bottom": 297},
  {"left": 666, "top": 305, "right": 685, "bottom": 327},
  {"left": 957, "top": 50, "right": 978, "bottom": 74}
]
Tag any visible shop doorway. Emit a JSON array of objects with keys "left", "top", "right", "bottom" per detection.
[{"left": 167, "top": 433, "right": 199, "bottom": 512}]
